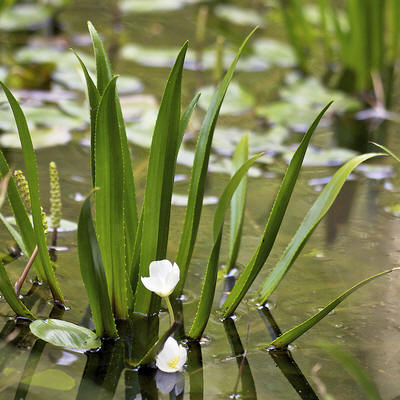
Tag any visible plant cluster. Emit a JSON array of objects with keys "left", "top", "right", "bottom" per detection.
[{"left": 0, "top": 22, "right": 397, "bottom": 372}]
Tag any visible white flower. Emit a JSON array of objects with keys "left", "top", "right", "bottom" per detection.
[
  {"left": 141, "top": 260, "right": 180, "bottom": 297},
  {"left": 156, "top": 337, "right": 187, "bottom": 373}
]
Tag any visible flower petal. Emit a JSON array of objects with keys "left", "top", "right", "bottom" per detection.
[
  {"left": 149, "top": 259, "right": 172, "bottom": 279},
  {"left": 141, "top": 276, "right": 164, "bottom": 295}
]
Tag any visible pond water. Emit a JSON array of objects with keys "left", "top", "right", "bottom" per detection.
[{"left": 0, "top": 1, "right": 400, "bottom": 399}]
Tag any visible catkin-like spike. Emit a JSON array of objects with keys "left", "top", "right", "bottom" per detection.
[
  {"left": 14, "top": 169, "right": 31, "bottom": 213},
  {"left": 49, "top": 161, "right": 61, "bottom": 230}
]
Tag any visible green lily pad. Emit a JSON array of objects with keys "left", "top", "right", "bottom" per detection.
[
  {"left": 0, "top": 4, "right": 50, "bottom": 31},
  {"left": 172, "top": 193, "right": 218, "bottom": 206},
  {"left": 22, "top": 369, "right": 75, "bottom": 391},
  {"left": 120, "top": 0, "right": 189, "bottom": 13},
  {"left": 385, "top": 204, "right": 400, "bottom": 217},
  {"left": 283, "top": 146, "right": 358, "bottom": 167},
  {"left": 15, "top": 46, "right": 95, "bottom": 70},
  {"left": 5, "top": 215, "right": 77, "bottom": 232},
  {"left": 214, "top": 4, "right": 264, "bottom": 26},
  {"left": 253, "top": 39, "right": 297, "bottom": 67},
  {"left": 30, "top": 319, "right": 101, "bottom": 350},
  {"left": 198, "top": 81, "right": 255, "bottom": 115},
  {"left": 0, "top": 127, "right": 72, "bottom": 148}
]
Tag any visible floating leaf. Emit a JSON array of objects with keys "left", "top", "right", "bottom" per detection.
[
  {"left": 198, "top": 82, "right": 255, "bottom": 116},
  {"left": 253, "top": 39, "right": 297, "bottom": 67},
  {"left": 5, "top": 215, "right": 77, "bottom": 232},
  {"left": 0, "top": 128, "right": 72, "bottom": 149},
  {"left": 0, "top": 4, "right": 50, "bottom": 31},
  {"left": 30, "top": 319, "right": 101, "bottom": 350},
  {"left": 121, "top": 0, "right": 189, "bottom": 13},
  {"left": 214, "top": 4, "right": 264, "bottom": 26},
  {"left": 23, "top": 369, "right": 75, "bottom": 391}
]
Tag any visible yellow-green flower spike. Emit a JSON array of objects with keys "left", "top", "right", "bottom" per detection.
[
  {"left": 14, "top": 169, "right": 31, "bottom": 213},
  {"left": 41, "top": 206, "right": 48, "bottom": 235},
  {"left": 49, "top": 161, "right": 61, "bottom": 230}
]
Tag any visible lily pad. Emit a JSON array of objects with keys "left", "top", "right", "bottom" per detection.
[
  {"left": 198, "top": 81, "right": 255, "bottom": 115},
  {"left": 5, "top": 215, "right": 77, "bottom": 232},
  {"left": 385, "top": 204, "right": 400, "bottom": 217},
  {"left": 214, "top": 4, "right": 264, "bottom": 26},
  {"left": 172, "top": 194, "right": 218, "bottom": 206},
  {"left": 0, "top": 4, "right": 50, "bottom": 31},
  {"left": 0, "top": 127, "right": 72, "bottom": 149},
  {"left": 121, "top": 0, "right": 190, "bottom": 13},
  {"left": 22, "top": 369, "right": 75, "bottom": 391},
  {"left": 30, "top": 319, "right": 101, "bottom": 350},
  {"left": 253, "top": 39, "right": 297, "bottom": 67},
  {"left": 283, "top": 146, "right": 358, "bottom": 167}
]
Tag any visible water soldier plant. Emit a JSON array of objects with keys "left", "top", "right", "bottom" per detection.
[{"left": 0, "top": 22, "right": 398, "bottom": 372}]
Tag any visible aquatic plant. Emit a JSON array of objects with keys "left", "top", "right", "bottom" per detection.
[
  {"left": 0, "top": 22, "right": 396, "bottom": 372},
  {"left": 280, "top": 0, "right": 400, "bottom": 107}
]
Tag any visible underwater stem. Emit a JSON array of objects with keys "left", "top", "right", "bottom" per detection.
[{"left": 15, "top": 245, "right": 38, "bottom": 296}]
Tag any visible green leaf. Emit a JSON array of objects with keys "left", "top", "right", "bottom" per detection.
[
  {"left": 0, "top": 259, "right": 35, "bottom": 319},
  {"left": 30, "top": 319, "right": 101, "bottom": 350},
  {"left": 175, "top": 28, "right": 257, "bottom": 297},
  {"left": 0, "top": 82, "right": 64, "bottom": 303},
  {"left": 78, "top": 195, "right": 117, "bottom": 338},
  {"left": 371, "top": 142, "right": 400, "bottom": 163},
  {"left": 188, "top": 151, "right": 262, "bottom": 340},
  {"left": 22, "top": 369, "right": 75, "bottom": 391},
  {"left": 227, "top": 134, "right": 249, "bottom": 272},
  {"left": 220, "top": 102, "right": 332, "bottom": 318},
  {"left": 73, "top": 50, "right": 100, "bottom": 186},
  {"left": 94, "top": 77, "right": 128, "bottom": 319},
  {"left": 319, "top": 342, "right": 382, "bottom": 400},
  {"left": 134, "top": 42, "right": 188, "bottom": 315},
  {"left": 268, "top": 268, "right": 398, "bottom": 349},
  {"left": 88, "top": 21, "right": 113, "bottom": 95},
  {"left": 0, "top": 212, "right": 27, "bottom": 255},
  {"left": 256, "top": 152, "right": 381, "bottom": 304}
]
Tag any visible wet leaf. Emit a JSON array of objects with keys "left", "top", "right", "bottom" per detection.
[
  {"left": 5, "top": 215, "right": 77, "bottom": 232},
  {"left": 121, "top": 0, "right": 189, "bottom": 13},
  {"left": 253, "top": 39, "right": 297, "bottom": 67},
  {"left": 0, "top": 4, "right": 50, "bottom": 31},
  {"left": 30, "top": 319, "right": 101, "bottom": 350}
]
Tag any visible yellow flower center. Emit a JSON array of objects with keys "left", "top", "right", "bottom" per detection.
[{"left": 167, "top": 357, "right": 179, "bottom": 370}]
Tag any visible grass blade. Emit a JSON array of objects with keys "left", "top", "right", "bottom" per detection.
[
  {"left": 319, "top": 342, "right": 382, "bottom": 400},
  {"left": 134, "top": 43, "right": 188, "bottom": 315},
  {"left": 227, "top": 134, "right": 249, "bottom": 272},
  {"left": 0, "top": 260, "right": 35, "bottom": 319},
  {"left": 88, "top": 21, "right": 112, "bottom": 95},
  {"left": 78, "top": 195, "right": 117, "bottom": 338},
  {"left": 268, "top": 268, "right": 398, "bottom": 349},
  {"left": 174, "top": 28, "right": 257, "bottom": 297},
  {"left": 188, "top": 152, "right": 262, "bottom": 340},
  {"left": 220, "top": 103, "right": 332, "bottom": 318},
  {"left": 95, "top": 77, "right": 128, "bottom": 319},
  {"left": 0, "top": 82, "right": 64, "bottom": 303},
  {"left": 256, "top": 153, "right": 381, "bottom": 304},
  {"left": 0, "top": 212, "right": 27, "bottom": 255}
]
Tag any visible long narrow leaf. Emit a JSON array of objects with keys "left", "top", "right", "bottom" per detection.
[
  {"left": 0, "top": 212, "right": 27, "bottom": 255},
  {"left": 73, "top": 50, "right": 100, "bottom": 186},
  {"left": 0, "top": 82, "right": 64, "bottom": 303},
  {"left": 227, "top": 134, "right": 249, "bottom": 272},
  {"left": 268, "top": 268, "right": 398, "bottom": 349},
  {"left": 88, "top": 21, "right": 113, "bottom": 95},
  {"left": 95, "top": 77, "right": 128, "bottom": 318},
  {"left": 134, "top": 43, "right": 188, "bottom": 315},
  {"left": 371, "top": 142, "right": 400, "bottom": 163},
  {"left": 188, "top": 152, "right": 262, "bottom": 339},
  {"left": 220, "top": 103, "right": 332, "bottom": 318},
  {"left": 174, "top": 28, "right": 257, "bottom": 297},
  {"left": 256, "top": 153, "right": 381, "bottom": 304},
  {"left": 0, "top": 260, "right": 35, "bottom": 319},
  {"left": 78, "top": 195, "right": 117, "bottom": 338}
]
